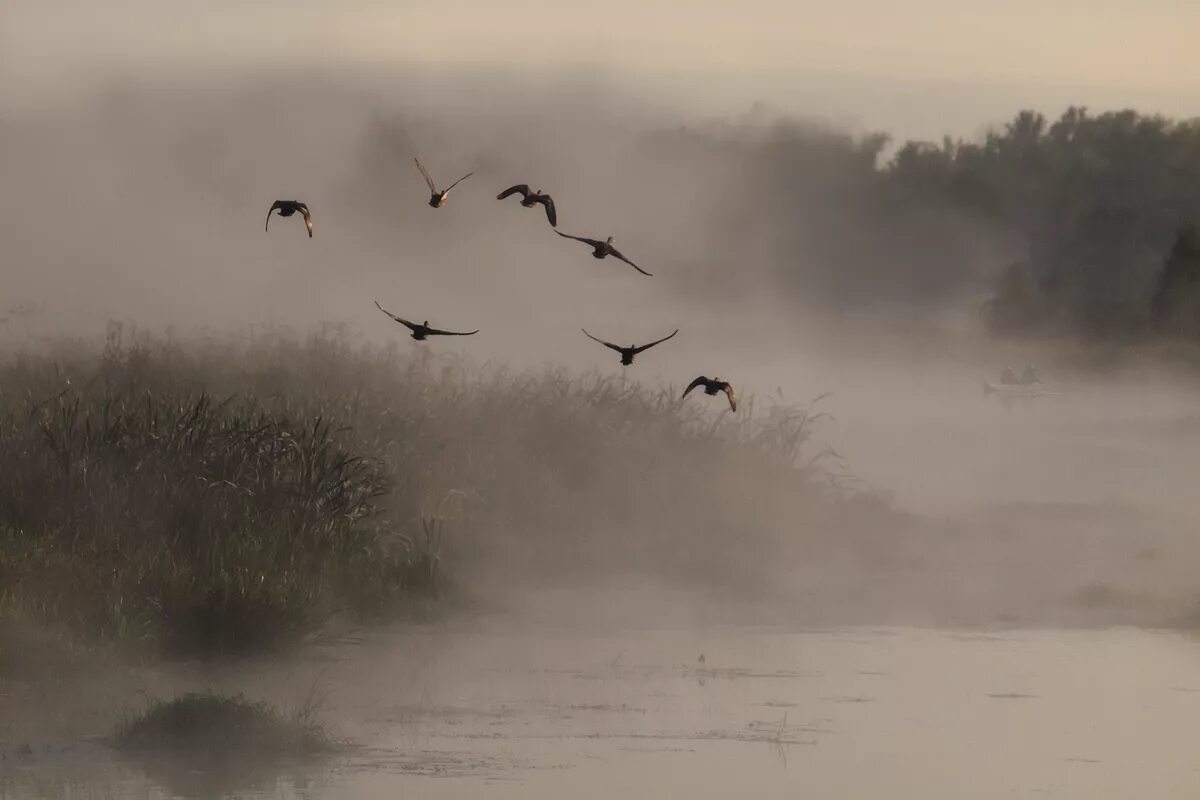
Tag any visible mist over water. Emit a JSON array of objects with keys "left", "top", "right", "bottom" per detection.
[
  {"left": 4, "top": 5, "right": 1200, "bottom": 797},
  {"left": 6, "top": 71, "right": 1198, "bottom": 520}
]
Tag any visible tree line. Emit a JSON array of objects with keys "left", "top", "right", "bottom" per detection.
[{"left": 640, "top": 106, "right": 1200, "bottom": 340}]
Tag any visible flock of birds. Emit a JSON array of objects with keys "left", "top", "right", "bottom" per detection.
[{"left": 265, "top": 158, "right": 739, "bottom": 411}]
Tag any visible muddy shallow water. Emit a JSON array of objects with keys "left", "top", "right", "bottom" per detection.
[{"left": 6, "top": 623, "right": 1200, "bottom": 799}]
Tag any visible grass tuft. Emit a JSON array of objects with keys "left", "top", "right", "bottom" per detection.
[{"left": 114, "top": 690, "right": 337, "bottom": 756}]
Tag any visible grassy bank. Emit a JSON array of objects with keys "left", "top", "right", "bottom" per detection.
[{"left": 0, "top": 326, "right": 867, "bottom": 655}]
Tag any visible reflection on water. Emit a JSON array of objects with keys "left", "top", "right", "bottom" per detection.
[
  {"left": 0, "top": 742, "right": 332, "bottom": 799},
  {"left": 5, "top": 625, "right": 1200, "bottom": 799}
]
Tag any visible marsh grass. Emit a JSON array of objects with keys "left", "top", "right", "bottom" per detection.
[
  {"left": 108, "top": 689, "right": 336, "bottom": 800},
  {"left": 114, "top": 690, "right": 337, "bottom": 755},
  {"left": 0, "top": 325, "right": 867, "bottom": 654}
]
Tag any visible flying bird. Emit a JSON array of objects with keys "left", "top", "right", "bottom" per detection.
[
  {"left": 374, "top": 301, "right": 479, "bottom": 340},
  {"left": 265, "top": 200, "right": 312, "bottom": 237},
  {"left": 555, "top": 231, "right": 651, "bottom": 276},
  {"left": 682, "top": 376, "right": 737, "bottom": 412},
  {"left": 582, "top": 328, "right": 678, "bottom": 366},
  {"left": 497, "top": 184, "right": 557, "bottom": 226},
  {"left": 415, "top": 158, "right": 473, "bottom": 208}
]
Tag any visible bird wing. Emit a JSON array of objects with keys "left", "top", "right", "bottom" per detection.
[
  {"left": 497, "top": 184, "right": 529, "bottom": 200},
  {"left": 682, "top": 376, "right": 709, "bottom": 398},
  {"left": 442, "top": 172, "right": 474, "bottom": 195},
  {"left": 424, "top": 326, "right": 480, "bottom": 337},
  {"left": 538, "top": 194, "right": 557, "bottom": 227},
  {"left": 265, "top": 200, "right": 283, "bottom": 232},
  {"left": 556, "top": 230, "right": 605, "bottom": 248},
  {"left": 631, "top": 329, "right": 678, "bottom": 355},
  {"left": 722, "top": 384, "right": 737, "bottom": 412},
  {"left": 298, "top": 203, "right": 313, "bottom": 237},
  {"left": 581, "top": 329, "right": 623, "bottom": 354},
  {"left": 609, "top": 247, "right": 652, "bottom": 276},
  {"left": 414, "top": 158, "right": 437, "bottom": 193},
  {"left": 374, "top": 300, "right": 417, "bottom": 331}
]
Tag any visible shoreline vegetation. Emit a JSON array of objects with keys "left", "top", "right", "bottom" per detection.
[{"left": 0, "top": 326, "right": 868, "bottom": 657}]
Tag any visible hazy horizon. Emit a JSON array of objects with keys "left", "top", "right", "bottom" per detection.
[{"left": 5, "top": 1, "right": 1199, "bottom": 141}]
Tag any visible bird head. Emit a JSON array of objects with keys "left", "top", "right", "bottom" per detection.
[
  {"left": 423, "top": 320, "right": 429, "bottom": 327},
  {"left": 606, "top": 236, "right": 614, "bottom": 243}
]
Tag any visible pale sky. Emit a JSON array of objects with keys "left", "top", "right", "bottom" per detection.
[{"left": 4, "top": 1, "right": 1199, "bottom": 137}]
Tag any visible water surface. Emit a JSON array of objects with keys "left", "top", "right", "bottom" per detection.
[{"left": 6, "top": 624, "right": 1200, "bottom": 798}]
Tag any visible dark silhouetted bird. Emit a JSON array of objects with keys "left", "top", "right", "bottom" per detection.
[
  {"left": 497, "top": 184, "right": 557, "bottom": 226},
  {"left": 582, "top": 328, "right": 678, "bottom": 366},
  {"left": 415, "top": 158, "right": 473, "bottom": 208},
  {"left": 555, "top": 231, "right": 651, "bottom": 276},
  {"left": 374, "top": 301, "right": 479, "bottom": 340},
  {"left": 265, "top": 200, "right": 312, "bottom": 237},
  {"left": 683, "top": 376, "right": 737, "bottom": 411}
]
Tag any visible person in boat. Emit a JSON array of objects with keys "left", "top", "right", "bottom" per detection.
[
  {"left": 1000, "top": 366, "right": 1018, "bottom": 385},
  {"left": 1020, "top": 364, "right": 1040, "bottom": 385}
]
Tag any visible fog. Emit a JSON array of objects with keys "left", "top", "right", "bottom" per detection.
[
  {"left": 4, "top": 64, "right": 1199, "bottom": 510},
  {"left": 5, "top": 6, "right": 1200, "bottom": 797},
  {"left": 0, "top": 68, "right": 925, "bottom": 372},
  {"left": 7, "top": 2, "right": 1200, "bottom": 135}
]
